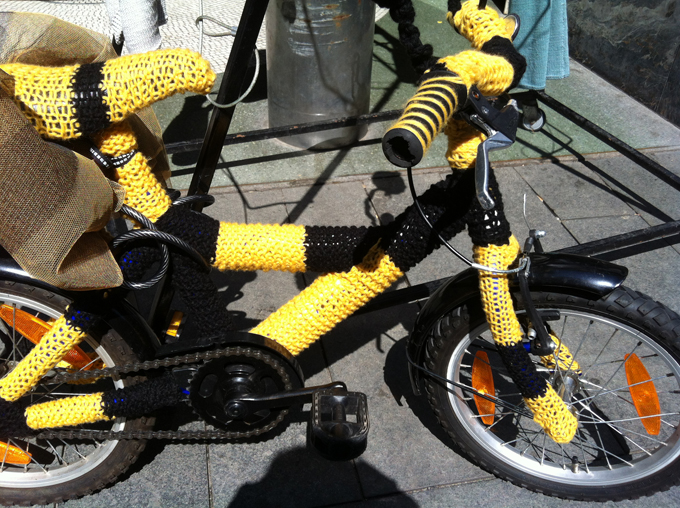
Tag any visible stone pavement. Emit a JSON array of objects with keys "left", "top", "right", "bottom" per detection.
[{"left": 1, "top": 1, "right": 680, "bottom": 507}]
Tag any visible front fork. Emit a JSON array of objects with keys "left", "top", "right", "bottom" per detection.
[{"left": 473, "top": 234, "right": 579, "bottom": 443}]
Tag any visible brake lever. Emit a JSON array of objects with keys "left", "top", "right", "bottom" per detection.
[{"left": 460, "top": 86, "right": 520, "bottom": 210}]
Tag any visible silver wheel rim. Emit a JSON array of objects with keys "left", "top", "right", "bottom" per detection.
[
  {"left": 446, "top": 309, "right": 680, "bottom": 486},
  {"left": 0, "top": 290, "right": 126, "bottom": 489}
]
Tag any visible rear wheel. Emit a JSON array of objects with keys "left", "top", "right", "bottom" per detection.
[
  {"left": 424, "top": 287, "right": 680, "bottom": 501},
  {"left": 0, "top": 281, "right": 152, "bottom": 506}
]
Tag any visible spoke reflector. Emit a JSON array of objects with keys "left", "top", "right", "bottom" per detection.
[
  {"left": 0, "top": 305, "right": 101, "bottom": 371},
  {"left": 0, "top": 441, "right": 31, "bottom": 465},
  {"left": 472, "top": 351, "right": 495, "bottom": 425},
  {"left": 625, "top": 353, "right": 661, "bottom": 435}
]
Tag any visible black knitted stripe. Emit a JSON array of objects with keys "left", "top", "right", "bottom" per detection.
[
  {"left": 63, "top": 305, "right": 99, "bottom": 333},
  {"left": 71, "top": 62, "right": 110, "bottom": 136},
  {"left": 0, "top": 398, "right": 32, "bottom": 437},
  {"left": 410, "top": 102, "right": 447, "bottom": 126},
  {"left": 447, "top": 0, "right": 462, "bottom": 15},
  {"left": 415, "top": 94, "right": 452, "bottom": 118},
  {"left": 403, "top": 108, "right": 438, "bottom": 138},
  {"left": 101, "top": 375, "right": 183, "bottom": 419},
  {"left": 466, "top": 168, "right": 512, "bottom": 247},
  {"left": 304, "top": 226, "right": 379, "bottom": 273},
  {"left": 494, "top": 343, "right": 548, "bottom": 399},
  {"left": 480, "top": 36, "right": 527, "bottom": 90},
  {"left": 382, "top": 170, "right": 472, "bottom": 272},
  {"left": 416, "top": 82, "right": 466, "bottom": 112},
  {"left": 118, "top": 245, "right": 162, "bottom": 281},
  {"left": 155, "top": 206, "right": 221, "bottom": 262},
  {"left": 371, "top": 0, "right": 435, "bottom": 74},
  {"left": 170, "top": 253, "right": 233, "bottom": 337}
]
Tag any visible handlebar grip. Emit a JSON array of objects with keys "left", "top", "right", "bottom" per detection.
[{"left": 382, "top": 68, "right": 467, "bottom": 168}]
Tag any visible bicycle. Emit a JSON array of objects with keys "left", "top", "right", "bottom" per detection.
[{"left": 1, "top": 0, "right": 680, "bottom": 504}]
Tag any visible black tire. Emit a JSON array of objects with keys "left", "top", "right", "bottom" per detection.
[
  {"left": 0, "top": 281, "right": 152, "bottom": 506},
  {"left": 424, "top": 286, "right": 680, "bottom": 501}
]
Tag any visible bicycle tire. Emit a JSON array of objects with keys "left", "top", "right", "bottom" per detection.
[
  {"left": 423, "top": 286, "right": 680, "bottom": 501},
  {"left": 0, "top": 281, "right": 153, "bottom": 506}
]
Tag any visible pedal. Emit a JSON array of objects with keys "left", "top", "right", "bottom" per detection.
[{"left": 309, "top": 387, "right": 369, "bottom": 461}]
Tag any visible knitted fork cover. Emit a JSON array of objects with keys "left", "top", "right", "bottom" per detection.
[{"left": 474, "top": 239, "right": 578, "bottom": 443}]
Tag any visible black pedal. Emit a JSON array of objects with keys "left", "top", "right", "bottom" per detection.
[{"left": 309, "top": 387, "right": 369, "bottom": 461}]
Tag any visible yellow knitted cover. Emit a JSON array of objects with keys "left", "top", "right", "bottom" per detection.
[
  {"left": 94, "top": 121, "right": 172, "bottom": 222},
  {"left": 437, "top": 51, "right": 515, "bottom": 97},
  {"left": 0, "top": 316, "right": 86, "bottom": 402},
  {"left": 474, "top": 237, "right": 523, "bottom": 347},
  {"left": 213, "top": 222, "right": 307, "bottom": 273},
  {"left": 1, "top": 49, "right": 215, "bottom": 140},
  {"left": 474, "top": 239, "right": 577, "bottom": 443},
  {"left": 252, "top": 247, "right": 403, "bottom": 355},
  {"left": 444, "top": 118, "right": 486, "bottom": 170},
  {"left": 524, "top": 386, "right": 579, "bottom": 443},
  {"left": 449, "top": 0, "right": 516, "bottom": 49},
  {"left": 25, "top": 393, "right": 108, "bottom": 429},
  {"left": 540, "top": 333, "right": 582, "bottom": 374}
]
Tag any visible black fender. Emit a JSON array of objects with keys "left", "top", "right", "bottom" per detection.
[
  {"left": 0, "top": 249, "right": 161, "bottom": 361},
  {"left": 407, "top": 252, "right": 628, "bottom": 395}
]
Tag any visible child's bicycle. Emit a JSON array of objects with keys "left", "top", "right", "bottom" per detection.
[{"left": 1, "top": 1, "right": 680, "bottom": 504}]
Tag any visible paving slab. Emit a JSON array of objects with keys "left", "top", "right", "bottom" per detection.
[
  {"left": 336, "top": 477, "right": 680, "bottom": 508},
  {"left": 61, "top": 421, "right": 210, "bottom": 508},
  {"left": 320, "top": 304, "right": 491, "bottom": 498}
]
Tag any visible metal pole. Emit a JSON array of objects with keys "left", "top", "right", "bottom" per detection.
[{"left": 187, "top": 0, "right": 270, "bottom": 210}]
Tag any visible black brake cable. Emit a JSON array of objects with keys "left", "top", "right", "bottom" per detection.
[{"left": 406, "top": 166, "right": 527, "bottom": 275}]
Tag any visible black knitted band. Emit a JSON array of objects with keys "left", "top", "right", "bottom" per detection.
[
  {"left": 155, "top": 206, "right": 221, "bottom": 262},
  {"left": 118, "top": 245, "right": 162, "bottom": 281},
  {"left": 448, "top": 0, "right": 462, "bottom": 15},
  {"left": 71, "top": 62, "right": 110, "bottom": 136},
  {"left": 465, "top": 169, "right": 512, "bottom": 247},
  {"left": 63, "top": 305, "right": 99, "bottom": 333},
  {"left": 304, "top": 226, "right": 379, "bottom": 273},
  {"left": 494, "top": 343, "right": 548, "bottom": 399},
  {"left": 372, "top": 0, "right": 435, "bottom": 74},
  {"left": 382, "top": 170, "right": 472, "bottom": 272},
  {"left": 0, "top": 398, "right": 32, "bottom": 438},
  {"left": 170, "top": 253, "right": 233, "bottom": 337},
  {"left": 480, "top": 36, "right": 527, "bottom": 90},
  {"left": 101, "top": 375, "right": 183, "bottom": 419}
]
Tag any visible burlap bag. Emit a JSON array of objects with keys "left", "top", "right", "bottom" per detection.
[{"left": 0, "top": 12, "right": 170, "bottom": 290}]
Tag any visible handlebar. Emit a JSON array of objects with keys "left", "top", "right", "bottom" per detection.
[{"left": 382, "top": 0, "right": 526, "bottom": 168}]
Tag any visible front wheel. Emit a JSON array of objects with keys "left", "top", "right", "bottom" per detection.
[{"left": 424, "top": 286, "right": 680, "bottom": 501}]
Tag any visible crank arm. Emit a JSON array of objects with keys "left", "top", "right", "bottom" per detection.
[{"left": 224, "top": 382, "right": 347, "bottom": 419}]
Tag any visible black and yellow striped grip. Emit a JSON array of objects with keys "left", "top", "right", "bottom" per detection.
[{"left": 382, "top": 68, "right": 467, "bottom": 168}]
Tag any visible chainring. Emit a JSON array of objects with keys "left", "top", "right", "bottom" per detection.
[{"left": 188, "top": 347, "right": 298, "bottom": 435}]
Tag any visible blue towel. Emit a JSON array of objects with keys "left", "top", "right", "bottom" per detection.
[{"left": 510, "top": 0, "right": 569, "bottom": 90}]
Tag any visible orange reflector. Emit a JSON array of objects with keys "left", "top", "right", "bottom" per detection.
[
  {"left": 165, "top": 311, "right": 184, "bottom": 338},
  {"left": 0, "top": 305, "right": 101, "bottom": 371},
  {"left": 0, "top": 441, "right": 31, "bottom": 465},
  {"left": 625, "top": 353, "right": 661, "bottom": 435},
  {"left": 472, "top": 351, "right": 495, "bottom": 425}
]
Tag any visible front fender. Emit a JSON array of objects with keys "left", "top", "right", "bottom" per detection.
[
  {"left": 407, "top": 252, "right": 628, "bottom": 394},
  {"left": 0, "top": 249, "right": 160, "bottom": 360}
]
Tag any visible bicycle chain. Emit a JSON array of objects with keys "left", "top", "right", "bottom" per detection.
[{"left": 34, "top": 346, "right": 293, "bottom": 442}]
